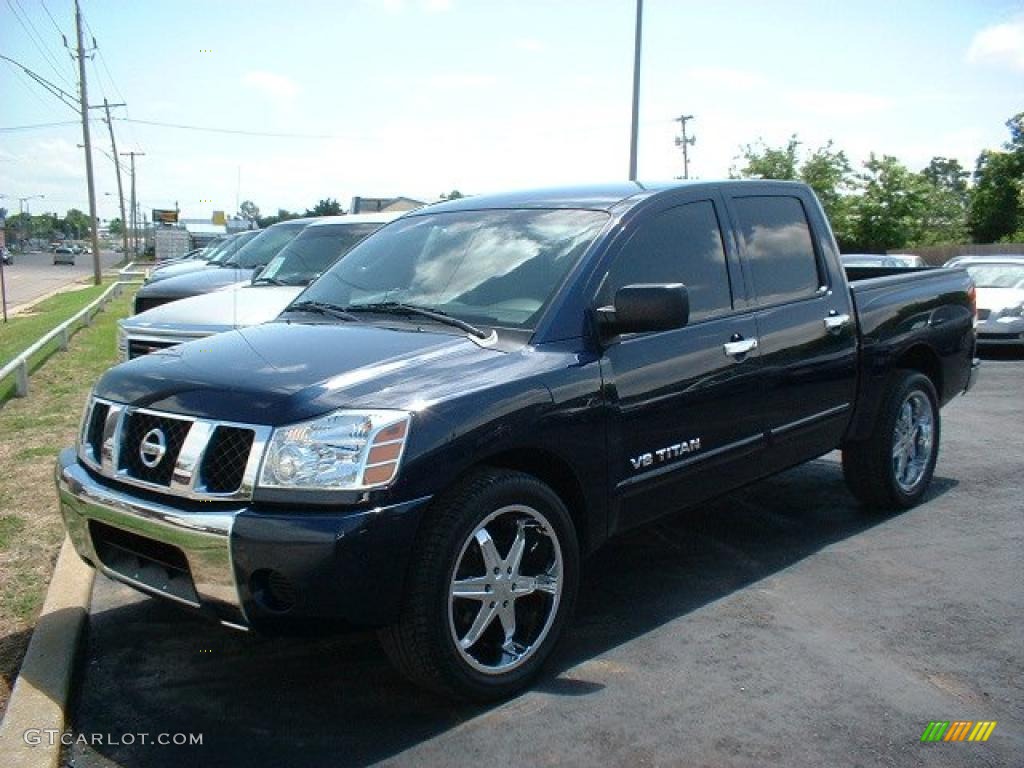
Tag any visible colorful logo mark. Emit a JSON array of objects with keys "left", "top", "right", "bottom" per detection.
[{"left": 921, "top": 721, "right": 997, "bottom": 742}]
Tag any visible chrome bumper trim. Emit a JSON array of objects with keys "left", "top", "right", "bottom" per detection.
[{"left": 56, "top": 448, "right": 248, "bottom": 629}]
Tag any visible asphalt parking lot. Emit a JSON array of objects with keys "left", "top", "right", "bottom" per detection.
[
  {"left": 0, "top": 249, "right": 120, "bottom": 311},
  {"left": 64, "top": 351, "right": 1022, "bottom": 768}
]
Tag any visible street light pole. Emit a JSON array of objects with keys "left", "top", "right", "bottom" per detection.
[{"left": 628, "top": 0, "right": 643, "bottom": 181}]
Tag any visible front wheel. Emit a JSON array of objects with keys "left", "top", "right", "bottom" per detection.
[
  {"left": 842, "top": 370, "right": 941, "bottom": 509},
  {"left": 380, "top": 469, "right": 579, "bottom": 701}
]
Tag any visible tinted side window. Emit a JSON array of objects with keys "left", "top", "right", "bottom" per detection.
[
  {"left": 732, "top": 196, "right": 821, "bottom": 304},
  {"left": 599, "top": 201, "right": 732, "bottom": 323}
]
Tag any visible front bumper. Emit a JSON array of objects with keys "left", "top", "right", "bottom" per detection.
[
  {"left": 976, "top": 317, "right": 1024, "bottom": 345},
  {"left": 56, "top": 448, "right": 431, "bottom": 630}
]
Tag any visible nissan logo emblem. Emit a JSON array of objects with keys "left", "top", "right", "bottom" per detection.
[{"left": 139, "top": 428, "right": 167, "bottom": 468}]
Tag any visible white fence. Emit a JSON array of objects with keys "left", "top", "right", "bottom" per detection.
[{"left": 0, "top": 279, "right": 139, "bottom": 400}]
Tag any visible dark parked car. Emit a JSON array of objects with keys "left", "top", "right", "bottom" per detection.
[
  {"left": 57, "top": 181, "right": 977, "bottom": 701},
  {"left": 144, "top": 231, "right": 258, "bottom": 285},
  {"left": 133, "top": 221, "right": 313, "bottom": 313}
]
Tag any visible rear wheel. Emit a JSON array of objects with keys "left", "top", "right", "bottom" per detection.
[
  {"left": 842, "top": 370, "right": 940, "bottom": 509},
  {"left": 380, "top": 469, "right": 579, "bottom": 701}
]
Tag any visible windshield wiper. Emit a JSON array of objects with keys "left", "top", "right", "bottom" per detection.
[
  {"left": 252, "top": 275, "right": 286, "bottom": 285},
  {"left": 284, "top": 300, "right": 359, "bottom": 322},
  {"left": 345, "top": 302, "right": 490, "bottom": 339}
]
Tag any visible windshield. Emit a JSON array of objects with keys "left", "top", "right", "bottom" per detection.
[
  {"left": 298, "top": 209, "right": 608, "bottom": 330},
  {"left": 208, "top": 231, "right": 258, "bottom": 265},
  {"left": 230, "top": 221, "right": 310, "bottom": 269},
  {"left": 258, "top": 222, "right": 383, "bottom": 285},
  {"left": 964, "top": 264, "right": 1024, "bottom": 289}
]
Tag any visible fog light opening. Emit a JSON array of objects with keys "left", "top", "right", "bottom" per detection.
[{"left": 250, "top": 569, "right": 298, "bottom": 613}]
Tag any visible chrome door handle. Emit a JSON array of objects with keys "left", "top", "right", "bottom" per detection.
[
  {"left": 824, "top": 313, "right": 851, "bottom": 332},
  {"left": 723, "top": 338, "right": 758, "bottom": 357}
]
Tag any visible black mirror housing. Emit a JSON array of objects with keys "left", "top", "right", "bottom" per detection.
[{"left": 598, "top": 283, "right": 690, "bottom": 337}]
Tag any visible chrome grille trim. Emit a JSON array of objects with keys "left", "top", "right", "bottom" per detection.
[{"left": 78, "top": 396, "right": 271, "bottom": 502}]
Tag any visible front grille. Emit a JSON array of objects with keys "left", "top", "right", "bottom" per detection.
[
  {"left": 977, "top": 308, "right": 991, "bottom": 321},
  {"left": 128, "top": 339, "right": 177, "bottom": 358},
  {"left": 78, "top": 398, "right": 270, "bottom": 501},
  {"left": 200, "top": 426, "right": 255, "bottom": 493},
  {"left": 119, "top": 411, "right": 192, "bottom": 486},
  {"left": 86, "top": 402, "right": 109, "bottom": 462},
  {"left": 134, "top": 295, "right": 173, "bottom": 314}
]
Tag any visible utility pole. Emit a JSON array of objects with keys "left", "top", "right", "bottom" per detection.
[
  {"left": 628, "top": 0, "right": 643, "bottom": 181},
  {"left": 98, "top": 99, "right": 129, "bottom": 257},
  {"left": 73, "top": 0, "right": 103, "bottom": 285},
  {"left": 121, "top": 151, "right": 144, "bottom": 257},
  {"left": 674, "top": 114, "right": 696, "bottom": 179}
]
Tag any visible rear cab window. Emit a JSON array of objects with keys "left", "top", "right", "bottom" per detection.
[{"left": 731, "top": 196, "right": 824, "bottom": 305}]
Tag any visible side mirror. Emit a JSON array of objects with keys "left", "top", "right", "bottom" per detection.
[{"left": 597, "top": 283, "right": 690, "bottom": 337}]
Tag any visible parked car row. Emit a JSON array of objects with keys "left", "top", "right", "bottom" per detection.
[
  {"left": 944, "top": 255, "right": 1024, "bottom": 346},
  {"left": 120, "top": 213, "right": 398, "bottom": 358},
  {"left": 56, "top": 181, "right": 980, "bottom": 701}
]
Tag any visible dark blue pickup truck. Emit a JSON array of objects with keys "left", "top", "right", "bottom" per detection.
[{"left": 56, "top": 180, "right": 978, "bottom": 700}]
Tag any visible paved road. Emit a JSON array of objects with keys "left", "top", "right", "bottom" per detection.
[
  {"left": 0, "top": 249, "right": 120, "bottom": 312},
  {"left": 64, "top": 353, "right": 1023, "bottom": 767}
]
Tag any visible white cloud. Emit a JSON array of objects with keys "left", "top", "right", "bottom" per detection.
[
  {"left": 241, "top": 71, "right": 299, "bottom": 101},
  {"left": 784, "top": 89, "right": 891, "bottom": 117},
  {"left": 683, "top": 66, "right": 766, "bottom": 91},
  {"left": 967, "top": 17, "right": 1024, "bottom": 71}
]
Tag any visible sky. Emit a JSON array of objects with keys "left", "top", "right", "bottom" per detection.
[{"left": 1, "top": 0, "right": 1022, "bottom": 223}]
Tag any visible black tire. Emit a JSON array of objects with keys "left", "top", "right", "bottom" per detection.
[
  {"left": 379, "top": 468, "right": 579, "bottom": 701},
  {"left": 842, "top": 370, "right": 941, "bottom": 509}
]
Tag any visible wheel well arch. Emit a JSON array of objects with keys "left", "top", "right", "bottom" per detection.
[
  {"left": 895, "top": 344, "right": 943, "bottom": 400},
  {"left": 479, "top": 447, "right": 592, "bottom": 553}
]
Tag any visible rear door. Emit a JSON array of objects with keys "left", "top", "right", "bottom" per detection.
[
  {"left": 724, "top": 192, "right": 858, "bottom": 467},
  {"left": 598, "top": 196, "right": 766, "bottom": 532}
]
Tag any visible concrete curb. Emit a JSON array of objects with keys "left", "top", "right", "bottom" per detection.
[{"left": 0, "top": 536, "right": 95, "bottom": 767}]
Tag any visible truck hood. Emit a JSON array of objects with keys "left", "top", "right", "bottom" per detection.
[
  {"left": 94, "top": 321, "right": 546, "bottom": 425},
  {"left": 145, "top": 260, "right": 212, "bottom": 283},
  {"left": 121, "top": 284, "right": 304, "bottom": 335},
  {"left": 976, "top": 286, "right": 1024, "bottom": 313},
  {"left": 134, "top": 267, "right": 255, "bottom": 301}
]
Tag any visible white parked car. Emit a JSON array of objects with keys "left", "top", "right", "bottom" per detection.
[
  {"left": 118, "top": 213, "right": 400, "bottom": 360},
  {"left": 945, "top": 255, "right": 1024, "bottom": 346}
]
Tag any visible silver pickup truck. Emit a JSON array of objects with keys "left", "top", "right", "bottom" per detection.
[{"left": 118, "top": 213, "right": 399, "bottom": 360}]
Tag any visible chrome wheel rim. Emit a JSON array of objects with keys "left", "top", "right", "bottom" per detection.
[
  {"left": 448, "top": 504, "right": 563, "bottom": 675},
  {"left": 892, "top": 391, "right": 935, "bottom": 493}
]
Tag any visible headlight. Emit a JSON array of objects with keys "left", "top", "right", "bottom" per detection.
[
  {"left": 258, "top": 409, "right": 411, "bottom": 491},
  {"left": 997, "top": 303, "right": 1024, "bottom": 320}
]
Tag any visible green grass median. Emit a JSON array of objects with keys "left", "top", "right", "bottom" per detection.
[{"left": 0, "top": 288, "right": 133, "bottom": 718}]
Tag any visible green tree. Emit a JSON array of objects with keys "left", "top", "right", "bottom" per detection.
[
  {"left": 257, "top": 208, "right": 300, "bottom": 228},
  {"left": 440, "top": 189, "right": 465, "bottom": 201},
  {"left": 968, "top": 115, "right": 1024, "bottom": 243},
  {"left": 800, "top": 141, "right": 855, "bottom": 247},
  {"left": 304, "top": 198, "right": 343, "bottom": 217},
  {"left": 732, "top": 135, "right": 801, "bottom": 180},
  {"left": 851, "top": 154, "right": 943, "bottom": 251},
  {"left": 109, "top": 217, "right": 124, "bottom": 235},
  {"left": 238, "top": 200, "right": 260, "bottom": 222},
  {"left": 62, "top": 209, "right": 92, "bottom": 239}
]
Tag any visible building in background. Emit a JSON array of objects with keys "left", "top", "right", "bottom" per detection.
[{"left": 349, "top": 196, "right": 427, "bottom": 214}]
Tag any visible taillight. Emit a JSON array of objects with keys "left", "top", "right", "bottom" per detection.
[{"left": 968, "top": 283, "right": 977, "bottom": 322}]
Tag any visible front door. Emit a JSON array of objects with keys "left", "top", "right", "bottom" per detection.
[{"left": 598, "top": 197, "right": 767, "bottom": 532}]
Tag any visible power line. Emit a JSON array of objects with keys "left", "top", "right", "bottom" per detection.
[
  {"left": 39, "top": 0, "right": 65, "bottom": 36},
  {"left": 5, "top": 0, "right": 74, "bottom": 89},
  {"left": 0, "top": 119, "right": 83, "bottom": 131},
  {"left": 112, "top": 116, "right": 335, "bottom": 139}
]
